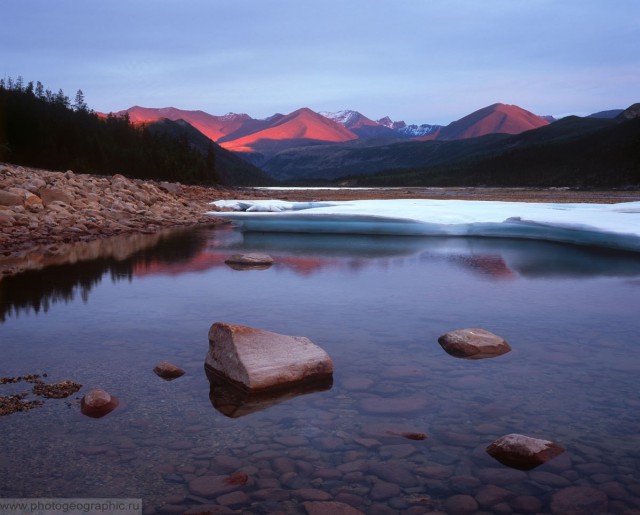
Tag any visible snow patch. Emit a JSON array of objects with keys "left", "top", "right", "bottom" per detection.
[{"left": 208, "top": 199, "right": 640, "bottom": 252}]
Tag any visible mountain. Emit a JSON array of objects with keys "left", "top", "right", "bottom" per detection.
[
  {"left": 261, "top": 103, "right": 551, "bottom": 180},
  {"left": 220, "top": 107, "right": 358, "bottom": 154},
  {"left": 322, "top": 110, "right": 441, "bottom": 139},
  {"left": 588, "top": 109, "right": 624, "bottom": 119},
  {"left": 348, "top": 113, "right": 640, "bottom": 188},
  {"left": 431, "top": 103, "right": 549, "bottom": 140},
  {"left": 144, "top": 119, "right": 273, "bottom": 186},
  {"left": 115, "top": 106, "right": 253, "bottom": 142}
]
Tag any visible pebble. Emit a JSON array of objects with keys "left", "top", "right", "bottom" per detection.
[
  {"left": 303, "top": 501, "right": 365, "bottom": 515},
  {"left": 550, "top": 485, "right": 609, "bottom": 514},
  {"left": 443, "top": 494, "right": 479, "bottom": 514},
  {"left": 369, "top": 480, "right": 401, "bottom": 500}
]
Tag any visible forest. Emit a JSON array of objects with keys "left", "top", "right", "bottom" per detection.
[{"left": 0, "top": 77, "right": 221, "bottom": 184}]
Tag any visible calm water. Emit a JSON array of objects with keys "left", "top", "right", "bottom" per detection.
[{"left": 1, "top": 225, "right": 640, "bottom": 514}]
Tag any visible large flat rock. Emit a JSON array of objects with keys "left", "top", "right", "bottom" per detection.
[{"left": 205, "top": 322, "right": 333, "bottom": 392}]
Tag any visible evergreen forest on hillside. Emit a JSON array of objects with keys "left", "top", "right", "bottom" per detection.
[{"left": 0, "top": 77, "right": 221, "bottom": 184}]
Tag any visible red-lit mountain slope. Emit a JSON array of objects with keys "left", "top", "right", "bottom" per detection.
[
  {"left": 114, "top": 106, "right": 252, "bottom": 142},
  {"left": 220, "top": 108, "right": 358, "bottom": 152},
  {"left": 428, "top": 103, "right": 549, "bottom": 141}
]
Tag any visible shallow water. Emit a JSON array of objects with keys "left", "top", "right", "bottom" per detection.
[{"left": 1, "top": 225, "right": 639, "bottom": 514}]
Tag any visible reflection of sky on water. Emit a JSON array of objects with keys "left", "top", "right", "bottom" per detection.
[{"left": 2, "top": 225, "right": 640, "bottom": 321}]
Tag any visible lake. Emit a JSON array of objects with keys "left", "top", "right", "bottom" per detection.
[{"left": 1, "top": 224, "right": 639, "bottom": 514}]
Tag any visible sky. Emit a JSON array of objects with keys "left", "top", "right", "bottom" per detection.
[{"left": 1, "top": 0, "right": 638, "bottom": 125}]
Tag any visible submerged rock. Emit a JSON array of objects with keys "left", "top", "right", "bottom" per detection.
[
  {"left": 80, "top": 388, "right": 119, "bottom": 418},
  {"left": 438, "top": 328, "right": 511, "bottom": 359},
  {"left": 205, "top": 322, "right": 333, "bottom": 393},
  {"left": 486, "top": 433, "right": 565, "bottom": 470},
  {"left": 550, "top": 486, "right": 608, "bottom": 515},
  {"left": 224, "top": 253, "right": 274, "bottom": 270},
  {"left": 153, "top": 361, "right": 186, "bottom": 380},
  {"left": 32, "top": 379, "right": 82, "bottom": 399}
]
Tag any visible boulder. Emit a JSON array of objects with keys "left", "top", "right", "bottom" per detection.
[
  {"left": 224, "top": 253, "right": 274, "bottom": 270},
  {"left": 80, "top": 388, "right": 119, "bottom": 418},
  {"left": 153, "top": 361, "right": 186, "bottom": 380},
  {"left": 0, "top": 190, "right": 23, "bottom": 206},
  {"left": 38, "top": 187, "right": 72, "bottom": 206},
  {"left": 550, "top": 486, "right": 608, "bottom": 515},
  {"left": 438, "top": 328, "right": 511, "bottom": 359},
  {"left": 486, "top": 433, "right": 565, "bottom": 470},
  {"left": 205, "top": 322, "right": 333, "bottom": 392}
]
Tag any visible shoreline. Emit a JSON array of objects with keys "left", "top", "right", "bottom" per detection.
[{"left": 2, "top": 163, "right": 640, "bottom": 277}]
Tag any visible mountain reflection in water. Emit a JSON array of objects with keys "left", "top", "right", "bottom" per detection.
[{"left": 2, "top": 225, "right": 640, "bottom": 322}]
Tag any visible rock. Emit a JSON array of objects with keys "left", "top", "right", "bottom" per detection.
[
  {"left": 443, "top": 494, "right": 479, "bottom": 514},
  {"left": 438, "top": 328, "right": 511, "bottom": 359},
  {"left": 550, "top": 486, "right": 608, "bottom": 515},
  {"left": 204, "top": 322, "right": 333, "bottom": 392},
  {"left": 32, "top": 379, "right": 82, "bottom": 399},
  {"left": 0, "top": 190, "right": 23, "bottom": 206},
  {"left": 153, "top": 361, "right": 186, "bottom": 380},
  {"left": 303, "top": 501, "right": 365, "bottom": 515},
  {"left": 369, "top": 480, "right": 401, "bottom": 500},
  {"left": 188, "top": 474, "right": 240, "bottom": 498},
  {"left": 359, "top": 395, "right": 428, "bottom": 414},
  {"left": 224, "top": 253, "right": 274, "bottom": 270},
  {"left": 24, "top": 195, "right": 44, "bottom": 212},
  {"left": 486, "top": 433, "right": 565, "bottom": 470},
  {"left": 80, "top": 388, "right": 119, "bottom": 418},
  {"left": 38, "top": 187, "right": 72, "bottom": 206},
  {"left": 159, "top": 181, "right": 181, "bottom": 194},
  {"left": 368, "top": 461, "right": 418, "bottom": 487}
]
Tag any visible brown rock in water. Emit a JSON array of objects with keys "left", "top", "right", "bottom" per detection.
[
  {"left": 80, "top": 388, "right": 119, "bottom": 418},
  {"left": 205, "top": 322, "right": 333, "bottom": 392},
  {"left": 224, "top": 253, "right": 274, "bottom": 270},
  {"left": 438, "top": 328, "right": 511, "bottom": 359},
  {"left": 303, "top": 501, "right": 365, "bottom": 515},
  {"left": 486, "top": 433, "right": 565, "bottom": 470},
  {"left": 32, "top": 379, "right": 82, "bottom": 399},
  {"left": 550, "top": 486, "right": 608, "bottom": 515},
  {"left": 153, "top": 361, "right": 186, "bottom": 380}
]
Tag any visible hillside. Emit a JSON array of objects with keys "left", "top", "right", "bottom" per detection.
[
  {"left": 220, "top": 107, "right": 358, "bottom": 153},
  {"left": 145, "top": 119, "right": 273, "bottom": 186},
  {"left": 432, "top": 103, "right": 550, "bottom": 140},
  {"left": 348, "top": 115, "right": 640, "bottom": 188}
]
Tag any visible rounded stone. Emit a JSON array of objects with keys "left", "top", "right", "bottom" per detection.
[
  {"left": 550, "top": 486, "right": 608, "bottom": 515},
  {"left": 224, "top": 253, "right": 274, "bottom": 270},
  {"left": 80, "top": 388, "right": 119, "bottom": 418},
  {"left": 438, "top": 328, "right": 511, "bottom": 359},
  {"left": 153, "top": 361, "right": 186, "bottom": 380},
  {"left": 443, "top": 494, "right": 479, "bottom": 514}
]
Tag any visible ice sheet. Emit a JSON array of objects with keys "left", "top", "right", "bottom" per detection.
[{"left": 208, "top": 199, "right": 640, "bottom": 252}]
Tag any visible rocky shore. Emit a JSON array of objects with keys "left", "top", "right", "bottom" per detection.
[
  {"left": 2, "top": 162, "right": 639, "bottom": 277},
  {"left": 0, "top": 163, "right": 235, "bottom": 276}
]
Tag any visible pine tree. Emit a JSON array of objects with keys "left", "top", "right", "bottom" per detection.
[{"left": 73, "top": 89, "right": 88, "bottom": 111}]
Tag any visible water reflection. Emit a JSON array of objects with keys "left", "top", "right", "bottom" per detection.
[
  {"left": 3, "top": 226, "right": 640, "bottom": 321},
  {"left": 0, "top": 228, "right": 208, "bottom": 322},
  {"left": 205, "top": 366, "right": 333, "bottom": 418}
]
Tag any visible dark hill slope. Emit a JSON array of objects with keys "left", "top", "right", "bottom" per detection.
[
  {"left": 350, "top": 117, "right": 640, "bottom": 188},
  {"left": 146, "top": 119, "right": 273, "bottom": 186}
]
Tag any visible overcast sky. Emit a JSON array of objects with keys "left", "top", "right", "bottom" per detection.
[{"left": 1, "top": 0, "right": 638, "bottom": 125}]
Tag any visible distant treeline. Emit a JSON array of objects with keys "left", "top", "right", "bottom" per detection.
[{"left": 0, "top": 76, "right": 220, "bottom": 184}]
